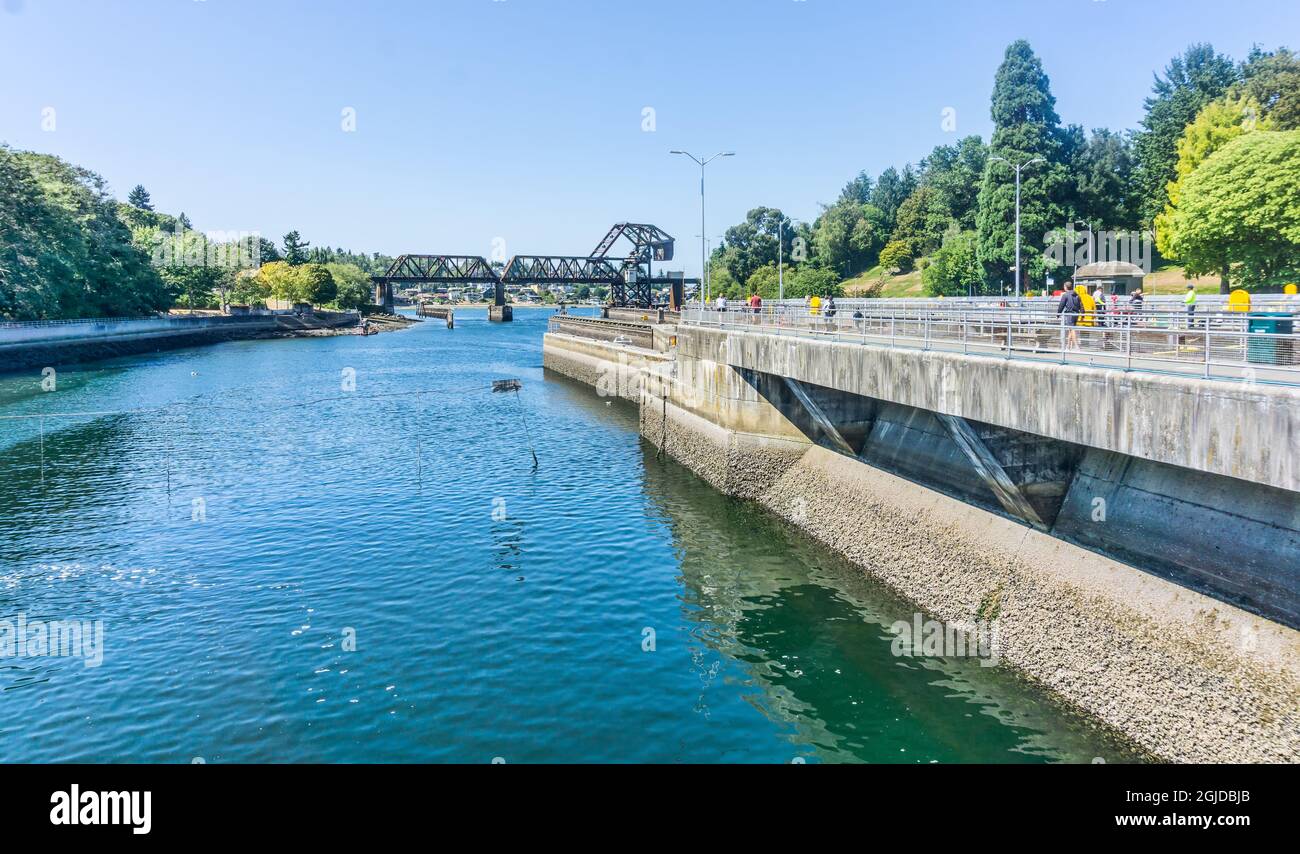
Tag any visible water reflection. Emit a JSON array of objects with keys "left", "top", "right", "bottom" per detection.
[{"left": 638, "top": 443, "right": 1145, "bottom": 764}]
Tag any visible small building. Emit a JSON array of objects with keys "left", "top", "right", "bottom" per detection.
[{"left": 1074, "top": 261, "right": 1146, "bottom": 296}]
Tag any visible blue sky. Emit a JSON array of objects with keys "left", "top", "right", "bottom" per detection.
[{"left": 2, "top": 0, "right": 1297, "bottom": 275}]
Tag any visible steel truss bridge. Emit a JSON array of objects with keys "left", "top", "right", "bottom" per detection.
[{"left": 372, "top": 223, "right": 697, "bottom": 311}]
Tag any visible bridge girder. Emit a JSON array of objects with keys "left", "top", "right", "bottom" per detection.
[{"left": 377, "top": 222, "right": 679, "bottom": 310}]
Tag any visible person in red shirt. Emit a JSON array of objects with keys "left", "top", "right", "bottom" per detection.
[{"left": 749, "top": 292, "right": 762, "bottom": 316}]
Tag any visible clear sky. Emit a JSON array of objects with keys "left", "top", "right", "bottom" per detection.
[{"left": 2, "top": 0, "right": 1297, "bottom": 275}]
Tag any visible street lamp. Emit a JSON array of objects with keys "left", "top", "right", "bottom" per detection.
[
  {"left": 989, "top": 155, "right": 1045, "bottom": 298},
  {"left": 775, "top": 215, "right": 790, "bottom": 303},
  {"left": 671, "top": 150, "right": 734, "bottom": 304},
  {"left": 694, "top": 233, "right": 723, "bottom": 300}
]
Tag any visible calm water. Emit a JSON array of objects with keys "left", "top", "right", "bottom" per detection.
[{"left": 0, "top": 309, "right": 1140, "bottom": 763}]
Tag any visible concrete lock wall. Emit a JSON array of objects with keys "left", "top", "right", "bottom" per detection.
[
  {"left": 0, "top": 313, "right": 352, "bottom": 374},
  {"left": 687, "top": 326, "right": 1300, "bottom": 494},
  {"left": 543, "top": 326, "right": 1300, "bottom": 762}
]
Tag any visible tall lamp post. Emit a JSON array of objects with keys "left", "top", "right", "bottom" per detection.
[
  {"left": 671, "top": 150, "right": 734, "bottom": 304},
  {"left": 775, "top": 216, "right": 790, "bottom": 303},
  {"left": 989, "top": 155, "right": 1044, "bottom": 297}
]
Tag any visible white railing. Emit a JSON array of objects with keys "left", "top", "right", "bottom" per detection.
[{"left": 682, "top": 304, "right": 1300, "bottom": 385}]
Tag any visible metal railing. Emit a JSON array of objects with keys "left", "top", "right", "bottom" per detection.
[{"left": 681, "top": 304, "right": 1300, "bottom": 385}]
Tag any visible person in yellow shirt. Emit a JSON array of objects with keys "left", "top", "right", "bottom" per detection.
[
  {"left": 809, "top": 294, "right": 821, "bottom": 317},
  {"left": 1184, "top": 284, "right": 1197, "bottom": 327}
]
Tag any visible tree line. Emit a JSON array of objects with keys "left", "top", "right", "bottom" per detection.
[
  {"left": 0, "top": 149, "right": 394, "bottom": 320},
  {"left": 707, "top": 40, "right": 1300, "bottom": 298}
]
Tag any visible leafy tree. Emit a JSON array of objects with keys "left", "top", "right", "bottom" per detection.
[
  {"left": 230, "top": 270, "right": 271, "bottom": 307},
  {"left": 127, "top": 185, "right": 153, "bottom": 210},
  {"left": 878, "top": 239, "right": 914, "bottom": 273},
  {"left": 976, "top": 40, "right": 1070, "bottom": 291},
  {"left": 1158, "top": 130, "right": 1300, "bottom": 289},
  {"left": 178, "top": 212, "right": 193, "bottom": 230},
  {"left": 812, "top": 201, "right": 886, "bottom": 275},
  {"left": 919, "top": 135, "right": 987, "bottom": 230},
  {"left": 324, "top": 263, "right": 369, "bottom": 308},
  {"left": 282, "top": 230, "right": 310, "bottom": 266},
  {"left": 1240, "top": 46, "right": 1300, "bottom": 130},
  {"left": 1068, "top": 127, "right": 1139, "bottom": 230},
  {"left": 838, "top": 171, "right": 874, "bottom": 205},
  {"left": 786, "top": 265, "right": 842, "bottom": 299},
  {"left": 744, "top": 264, "right": 781, "bottom": 300},
  {"left": 870, "top": 165, "right": 917, "bottom": 230},
  {"left": 718, "top": 207, "right": 789, "bottom": 282},
  {"left": 257, "top": 261, "right": 308, "bottom": 303},
  {"left": 0, "top": 147, "right": 169, "bottom": 320},
  {"left": 923, "top": 229, "right": 985, "bottom": 296},
  {"left": 892, "top": 185, "right": 950, "bottom": 257},
  {"left": 298, "top": 263, "right": 336, "bottom": 305},
  {"left": 258, "top": 237, "right": 282, "bottom": 264},
  {"left": 1132, "top": 44, "right": 1238, "bottom": 225}
]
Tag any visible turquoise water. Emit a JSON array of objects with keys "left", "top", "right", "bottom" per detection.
[{"left": 0, "top": 309, "right": 1141, "bottom": 762}]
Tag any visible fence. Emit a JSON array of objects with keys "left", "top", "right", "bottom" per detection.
[{"left": 682, "top": 303, "right": 1300, "bottom": 385}]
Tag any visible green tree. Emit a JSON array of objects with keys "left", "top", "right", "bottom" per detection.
[
  {"left": 838, "top": 171, "right": 873, "bottom": 205},
  {"left": 718, "top": 207, "right": 789, "bottom": 282},
  {"left": 0, "top": 147, "right": 169, "bottom": 320},
  {"left": 282, "top": 230, "right": 310, "bottom": 265},
  {"left": 878, "top": 239, "right": 914, "bottom": 274},
  {"left": 1132, "top": 44, "right": 1238, "bottom": 226},
  {"left": 1240, "top": 46, "right": 1300, "bottom": 130},
  {"left": 812, "top": 201, "right": 886, "bottom": 276},
  {"left": 786, "top": 265, "right": 842, "bottom": 299},
  {"left": 869, "top": 165, "right": 917, "bottom": 230},
  {"left": 1159, "top": 130, "right": 1300, "bottom": 289},
  {"left": 325, "top": 262, "right": 372, "bottom": 308},
  {"left": 1069, "top": 127, "right": 1139, "bottom": 230},
  {"left": 1155, "top": 94, "right": 1271, "bottom": 290},
  {"left": 299, "top": 263, "right": 336, "bottom": 305},
  {"left": 923, "top": 229, "right": 985, "bottom": 296},
  {"left": 744, "top": 264, "right": 781, "bottom": 300},
  {"left": 230, "top": 270, "right": 271, "bottom": 307},
  {"left": 127, "top": 185, "right": 153, "bottom": 210},
  {"left": 976, "top": 40, "right": 1070, "bottom": 291},
  {"left": 892, "top": 185, "right": 951, "bottom": 257},
  {"left": 919, "top": 135, "right": 987, "bottom": 230}
]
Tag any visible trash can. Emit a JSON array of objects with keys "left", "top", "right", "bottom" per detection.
[{"left": 1247, "top": 312, "right": 1295, "bottom": 365}]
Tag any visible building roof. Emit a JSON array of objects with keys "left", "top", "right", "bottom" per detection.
[{"left": 1075, "top": 261, "right": 1146, "bottom": 279}]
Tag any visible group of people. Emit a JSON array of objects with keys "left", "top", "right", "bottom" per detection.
[
  {"left": 1055, "top": 282, "right": 1201, "bottom": 349},
  {"left": 711, "top": 292, "right": 839, "bottom": 324}
]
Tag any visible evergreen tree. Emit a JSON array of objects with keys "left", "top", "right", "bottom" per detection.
[
  {"left": 178, "top": 211, "right": 193, "bottom": 230},
  {"left": 975, "top": 40, "right": 1070, "bottom": 291},
  {"left": 838, "top": 171, "right": 873, "bottom": 205},
  {"left": 127, "top": 184, "right": 153, "bottom": 210},
  {"left": 1069, "top": 128, "right": 1140, "bottom": 231},
  {"left": 869, "top": 165, "right": 917, "bottom": 230},
  {"left": 1132, "top": 44, "right": 1238, "bottom": 226},
  {"left": 919, "top": 135, "right": 987, "bottom": 230},
  {"left": 282, "top": 230, "right": 310, "bottom": 266},
  {"left": 1240, "top": 46, "right": 1300, "bottom": 130}
]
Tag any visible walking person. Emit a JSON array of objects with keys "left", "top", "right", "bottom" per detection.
[
  {"left": 823, "top": 294, "right": 837, "bottom": 330},
  {"left": 749, "top": 291, "right": 762, "bottom": 324},
  {"left": 1057, "top": 286, "right": 1082, "bottom": 350},
  {"left": 1184, "top": 284, "right": 1197, "bottom": 328},
  {"left": 1093, "top": 284, "right": 1107, "bottom": 327}
]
